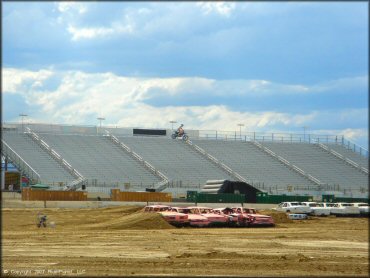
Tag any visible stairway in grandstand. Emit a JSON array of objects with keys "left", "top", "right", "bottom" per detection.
[
  {"left": 3, "top": 132, "right": 76, "bottom": 185},
  {"left": 2, "top": 128, "right": 368, "bottom": 196},
  {"left": 321, "top": 143, "right": 368, "bottom": 170},
  {"left": 191, "top": 139, "right": 318, "bottom": 189},
  {"left": 261, "top": 142, "right": 368, "bottom": 191},
  {"left": 36, "top": 133, "right": 162, "bottom": 187},
  {"left": 116, "top": 136, "right": 235, "bottom": 186}
]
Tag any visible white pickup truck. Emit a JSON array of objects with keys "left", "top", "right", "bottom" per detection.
[
  {"left": 329, "top": 203, "right": 360, "bottom": 217},
  {"left": 275, "top": 202, "right": 311, "bottom": 214},
  {"left": 301, "top": 202, "right": 331, "bottom": 216}
]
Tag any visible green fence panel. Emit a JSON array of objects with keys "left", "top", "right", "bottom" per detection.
[
  {"left": 333, "top": 197, "right": 369, "bottom": 204},
  {"left": 187, "top": 192, "right": 245, "bottom": 203},
  {"left": 322, "top": 195, "right": 335, "bottom": 202},
  {"left": 186, "top": 191, "right": 198, "bottom": 202},
  {"left": 256, "top": 194, "right": 313, "bottom": 204}
]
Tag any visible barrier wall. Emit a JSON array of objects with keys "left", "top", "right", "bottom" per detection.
[
  {"left": 256, "top": 194, "right": 313, "bottom": 204},
  {"left": 22, "top": 188, "right": 87, "bottom": 201},
  {"left": 186, "top": 191, "right": 245, "bottom": 203},
  {"left": 111, "top": 189, "right": 172, "bottom": 202}
]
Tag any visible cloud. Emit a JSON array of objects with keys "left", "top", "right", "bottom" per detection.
[
  {"left": 311, "top": 76, "right": 368, "bottom": 93},
  {"left": 2, "top": 68, "right": 54, "bottom": 94},
  {"left": 67, "top": 25, "right": 115, "bottom": 40},
  {"left": 57, "top": 2, "right": 87, "bottom": 14},
  {"left": 197, "top": 2, "right": 236, "bottom": 17},
  {"left": 66, "top": 19, "right": 133, "bottom": 41},
  {"left": 312, "top": 128, "right": 368, "bottom": 148},
  {"left": 3, "top": 68, "right": 366, "bottom": 144}
]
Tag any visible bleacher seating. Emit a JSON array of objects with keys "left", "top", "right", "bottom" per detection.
[
  {"left": 37, "top": 134, "right": 162, "bottom": 187},
  {"left": 192, "top": 139, "right": 316, "bottom": 188},
  {"left": 261, "top": 142, "right": 368, "bottom": 190},
  {"left": 117, "top": 136, "right": 235, "bottom": 186},
  {"left": 325, "top": 143, "right": 369, "bottom": 169},
  {"left": 2, "top": 129, "right": 368, "bottom": 197},
  {"left": 3, "top": 132, "right": 75, "bottom": 184}
]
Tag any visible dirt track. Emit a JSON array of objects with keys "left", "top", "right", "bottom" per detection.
[{"left": 2, "top": 206, "right": 369, "bottom": 277}]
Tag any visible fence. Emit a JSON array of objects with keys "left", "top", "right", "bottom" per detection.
[
  {"left": 4, "top": 122, "right": 367, "bottom": 158},
  {"left": 22, "top": 188, "right": 87, "bottom": 201},
  {"left": 256, "top": 193, "right": 314, "bottom": 204},
  {"left": 186, "top": 191, "right": 245, "bottom": 203},
  {"left": 111, "top": 189, "right": 172, "bottom": 202},
  {"left": 197, "top": 130, "right": 368, "bottom": 158}
]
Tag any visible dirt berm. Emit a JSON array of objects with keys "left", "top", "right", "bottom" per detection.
[{"left": 2, "top": 205, "right": 368, "bottom": 277}]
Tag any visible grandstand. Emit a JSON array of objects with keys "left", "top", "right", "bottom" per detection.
[{"left": 1, "top": 123, "right": 368, "bottom": 198}]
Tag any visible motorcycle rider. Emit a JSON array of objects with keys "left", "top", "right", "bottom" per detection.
[{"left": 177, "top": 124, "right": 184, "bottom": 137}]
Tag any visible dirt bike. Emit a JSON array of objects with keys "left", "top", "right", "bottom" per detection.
[
  {"left": 171, "top": 131, "right": 189, "bottom": 141},
  {"left": 36, "top": 213, "right": 47, "bottom": 228}
]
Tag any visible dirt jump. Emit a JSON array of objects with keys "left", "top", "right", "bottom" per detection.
[{"left": 2, "top": 205, "right": 369, "bottom": 277}]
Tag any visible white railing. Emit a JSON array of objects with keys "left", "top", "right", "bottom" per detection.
[
  {"left": 25, "top": 127, "right": 83, "bottom": 179},
  {"left": 317, "top": 143, "right": 368, "bottom": 174},
  {"left": 1, "top": 140, "right": 41, "bottom": 183},
  {"left": 5, "top": 122, "right": 368, "bottom": 158},
  {"left": 250, "top": 140, "right": 323, "bottom": 185},
  {"left": 197, "top": 130, "right": 368, "bottom": 158},
  {"left": 186, "top": 139, "right": 249, "bottom": 184},
  {"left": 105, "top": 130, "right": 169, "bottom": 190},
  {"left": 24, "top": 127, "right": 86, "bottom": 190}
]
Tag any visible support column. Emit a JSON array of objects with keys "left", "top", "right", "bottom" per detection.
[{"left": 1, "top": 169, "right": 5, "bottom": 190}]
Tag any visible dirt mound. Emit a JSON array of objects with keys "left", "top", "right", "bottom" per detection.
[
  {"left": 96, "top": 205, "right": 143, "bottom": 214},
  {"left": 258, "top": 210, "right": 293, "bottom": 224},
  {"left": 84, "top": 212, "right": 175, "bottom": 230}
]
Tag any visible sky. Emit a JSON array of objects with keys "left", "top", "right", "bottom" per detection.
[{"left": 2, "top": 2, "right": 369, "bottom": 147}]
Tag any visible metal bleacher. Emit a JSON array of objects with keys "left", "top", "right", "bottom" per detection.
[
  {"left": 261, "top": 142, "right": 368, "bottom": 190},
  {"left": 116, "top": 136, "right": 235, "bottom": 186},
  {"left": 324, "top": 143, "right": 369, "bottom": 169},
  {"left": 37, "top": 133, "right": 162, "bottom": 187},
  {"left": 3, "top": 132, "right": 75, "bottom": 185},
  {"left": 191, "top": 139, "right": 316, "bottom": 189},
  {"left": 2, "top": 124, "right": 368, "bottom": 197}
]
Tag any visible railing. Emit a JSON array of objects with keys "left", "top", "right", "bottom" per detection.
[
  {"left": 317, "top": 143, "right": 368, "bottom": 174},
  {"left": 24, "top": 127, "right": 86, "bottom": 190},
  {"left": 197, "top": 130, "right": 368, "bottom": 158},
  {"left": 104, "top": 130, "right": 170, "bottom": 190},
  {"left": 4, "top": 122, "right": 368, "bottom": 158},
  {"left": 1, "top": 140, "right": 41, "bottom": 183},
  {"left": 25, "top": 127, "right": 83, "bottom": 180},
  {"left": 250, "top": 140, "right": 323, "bottom": 185},
  {"left": 186, "top": 139, "right": 248, "bottom": 183}
]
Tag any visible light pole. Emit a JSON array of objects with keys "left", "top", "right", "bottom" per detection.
[
  {"left": 237, "top": 123, "right": 244, "bottom": 138},
  {"left": 169, "top": 120, "right": 177, "bottom": 130},
  {"left": 302, "top": 126, "right": 309, "bottom": 141},
  {"left": 19, "top": 114, "right": 28, "bottom": 132},
  {"left": 97, "top": 117, "right": 105, "bottom": 133}
]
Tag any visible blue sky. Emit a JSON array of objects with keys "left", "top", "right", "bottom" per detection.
[{"left": 2, "top": 2, "right": 369, "bottom": 147}]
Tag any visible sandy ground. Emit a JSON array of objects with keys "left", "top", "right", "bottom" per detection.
[{"left": 2, "top": 205, "right": 369, "bottom": 277}]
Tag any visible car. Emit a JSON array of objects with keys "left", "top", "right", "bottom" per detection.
[
  {"left": 352, "top": 203, "right": 369, "bottom": 216},
  {"left": 159, "top": 210, "right": 190, "bottom": 227},
  {"left": 275, "top": 202, "right": 311, "bottom": 214},
  {"left": 143, "top": 205, "right": 189, "bottom": 227},
  {"left": 301, "top": 202, "right": 331, "bottom": 216},
  {"left": 329, "top": 203, "right": 360, "bottom": 217},
  {"left": 170, "top": 207, "right": 210, "bottom": 227},
  {"left": 213, "top": 207, "right": 239, "bottom": 226},
  {"left": 143, "top": 205, "right": 171, "bottom": 212},
  {"left": 231, "top": 207, "right": 275, "bottom": 227},
  {"left": 187, "top": 206, "right": 231, "bottom": 227}
]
